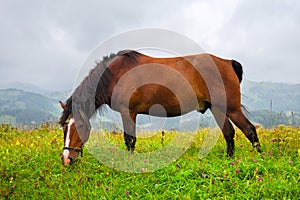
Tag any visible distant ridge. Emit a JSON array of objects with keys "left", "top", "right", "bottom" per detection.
[
  {"left": 0, "top": 81, "right": 50, "bottom": 94},
  {"left": 0, "top": 88, "right": 60, "bottom": 126},
  {"left": 241, "top": 80, "right": 300, "bottom": 112}
]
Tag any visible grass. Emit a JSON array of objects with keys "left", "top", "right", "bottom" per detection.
[{"left": 0, "top": 123, "right": 299, "bottom": 199}]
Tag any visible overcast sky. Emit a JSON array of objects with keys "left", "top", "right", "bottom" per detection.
[{"left": 0, "top": 0, "right": 299, "bottom": 91}]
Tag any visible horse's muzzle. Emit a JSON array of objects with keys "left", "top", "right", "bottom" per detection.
[
  {"left": 61, "top": 156, "right": 74, "bottom": 166},
  {"left": 61, "top": 147, "right": 82, "bottom": 166}
]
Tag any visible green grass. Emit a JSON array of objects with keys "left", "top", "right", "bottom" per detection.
[{"left": 0, "top": 124, "right": 299, "bottom": 199}]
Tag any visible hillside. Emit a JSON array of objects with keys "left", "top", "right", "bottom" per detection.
[
  {"left": 0, "top": 89, "right": 61, "bottom": 126},
  {"left": 0, "top": 81, "right": 49, "bottom": 94},
  {"left": 241, "top": 80, "right": 300, "bottom": 112}
]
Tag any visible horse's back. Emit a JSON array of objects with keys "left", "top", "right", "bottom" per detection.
[{"left": 109, "top": 51, "right": 242, "bottom": 113}]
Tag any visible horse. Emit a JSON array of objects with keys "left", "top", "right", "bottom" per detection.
[{"left": 59, "top": 50, "right": 261, "bottom": 166}]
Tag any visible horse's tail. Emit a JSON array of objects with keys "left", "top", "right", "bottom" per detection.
[{"left": 231, "top": 60, "right": 243, "bottom": 83}]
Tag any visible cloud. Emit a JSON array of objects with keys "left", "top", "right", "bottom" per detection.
[
  {"left": 0, "top": 0, "right": 299, "bottom": 91},
  {"left": 214, "top": 0, "right": 300, "bottom": 83}
]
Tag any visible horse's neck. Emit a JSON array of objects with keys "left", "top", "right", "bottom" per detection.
[{"left": 72, "top": 56, "right": 117, "bottom": 119}]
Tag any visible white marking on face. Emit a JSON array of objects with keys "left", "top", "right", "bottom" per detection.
[{"left": 63, "top": 118, "right": 75, "bottom": 159}]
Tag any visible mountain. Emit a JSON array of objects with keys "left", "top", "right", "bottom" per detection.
[
  {"left": 0, "top": 88, "right": 61, "bottom": 126},
  {"left": 241, "top": 80, "right": 300, "bottom": 112},
  {"left": 0, "top": 81, "right": 50, "bottom": 94},
  {"left": 46, "top": 90, "right": 72, "bottom": 102}
]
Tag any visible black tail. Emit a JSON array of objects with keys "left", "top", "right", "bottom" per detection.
[{"left": 231, "top": 60, "right": 243, "bottom": 83}]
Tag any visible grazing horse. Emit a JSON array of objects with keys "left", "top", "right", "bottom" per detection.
[{"left": 59, "top": 50, "right": 261, "bottom": 166}]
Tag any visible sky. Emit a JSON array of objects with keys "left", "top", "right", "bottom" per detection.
[{"left": 0, "top": 0, "right": 299, "bottom": 91}]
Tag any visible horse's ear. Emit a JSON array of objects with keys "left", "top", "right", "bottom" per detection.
[{"left": 59, "top": 101, "right": 65, "bottom": 109}]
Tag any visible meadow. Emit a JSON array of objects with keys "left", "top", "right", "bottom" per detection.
[{"left": 0, "top": 123, "right": 299, "bottom": 199}]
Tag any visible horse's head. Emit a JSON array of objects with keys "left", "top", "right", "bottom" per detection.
[{"left": 59, "top": 101, "right": 91, "bottom": 166}]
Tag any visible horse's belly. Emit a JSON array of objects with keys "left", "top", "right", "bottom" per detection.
[{"left": 111, "top": 80, "right": 208, "bottom": 117}]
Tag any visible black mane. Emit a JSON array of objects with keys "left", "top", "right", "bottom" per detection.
[
  {"left": 59, "top": 53, "right": 116, "bottom": 125},
  {"left": 59, "top": 50, "right": 140, "bottom": 126}
]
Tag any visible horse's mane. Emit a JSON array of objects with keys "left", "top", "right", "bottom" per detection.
[{"left": 59, "top": 50, "right": 141, "bottom": 125}]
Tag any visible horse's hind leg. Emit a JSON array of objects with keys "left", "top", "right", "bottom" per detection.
[
  {"left": 227, "top": 109, "right": 261, "bottom": 153},
  {"left": 121, "top": 110, "right": 137, "bottom": 152},
  {"left": 211, "top": 107, "right": 235, "bottom": 157}
]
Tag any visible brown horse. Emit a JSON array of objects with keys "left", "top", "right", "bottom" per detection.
[{"left": 59, "top": 50, "right": 261, "bottom": 166}]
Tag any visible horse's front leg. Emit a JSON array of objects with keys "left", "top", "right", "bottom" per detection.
[
  {"left": 124, "top": 132, "right": 136, "bottom": 152},
  {"left": 121, "top": 110, "right": 137, "bottom": 152}
]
